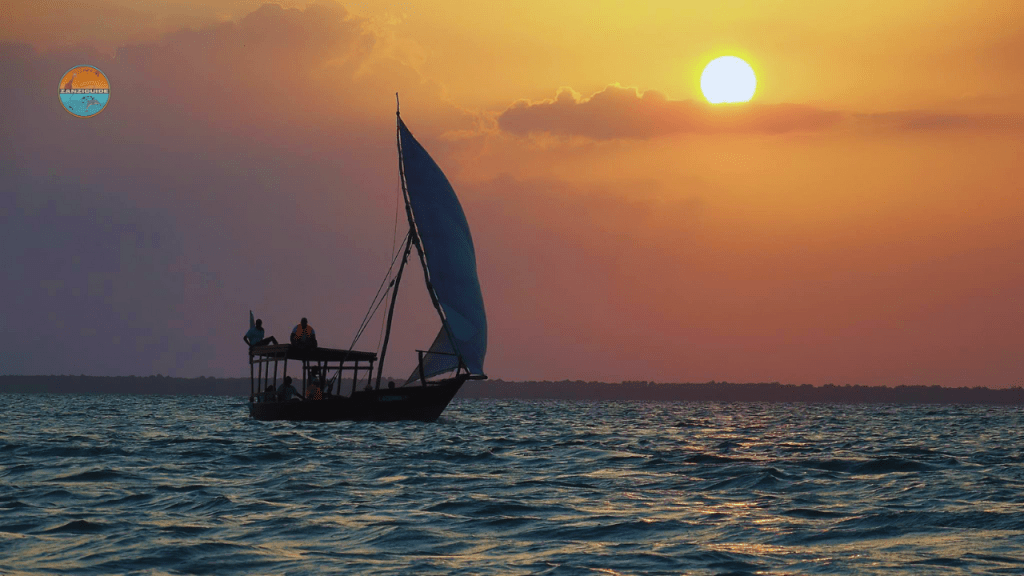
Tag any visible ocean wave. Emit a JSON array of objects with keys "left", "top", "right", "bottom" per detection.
[{"left": 0, "top": 394, "right": 1020, "bottom": 575}]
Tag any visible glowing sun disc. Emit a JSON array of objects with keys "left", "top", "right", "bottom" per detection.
[{"left": 701, "top": 56, "right": 756, "bottom": 104}]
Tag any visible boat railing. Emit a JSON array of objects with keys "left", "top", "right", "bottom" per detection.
[
  {"left": 249, "top": 345, "right": 378, "bottom": 402},
  {"left": 249, "top": 346, "right": 288, "bottom": 402}
]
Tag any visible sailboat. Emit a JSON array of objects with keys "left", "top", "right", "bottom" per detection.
[{"left": 247, "top": 100, "right": 487, "bottom": 422}]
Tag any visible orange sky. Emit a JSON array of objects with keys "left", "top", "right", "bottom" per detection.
[
  {"left": 8, "top": 0, "right": 1024, "bottom": 110},
  {"left": 3, "top": 1, "right": 1023, "bottom": 385}
]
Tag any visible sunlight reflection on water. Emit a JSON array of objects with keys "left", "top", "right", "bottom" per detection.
[{"left": 0, "top": 394, "right": 1021, "bottom": 574}]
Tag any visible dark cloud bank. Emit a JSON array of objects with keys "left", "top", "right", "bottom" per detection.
[{"left": 498, "top": 85, "right": 1024, "bottom": 139}]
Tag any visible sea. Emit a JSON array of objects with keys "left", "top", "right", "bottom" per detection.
[{"left": 1, "top": 395, "right": 1021, "bottom": 575}]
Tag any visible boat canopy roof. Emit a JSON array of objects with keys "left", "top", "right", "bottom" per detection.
[{"left": 249, "top": 344, "right": 377, "bottom": 363}]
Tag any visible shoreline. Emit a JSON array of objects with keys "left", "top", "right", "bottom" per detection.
[{"left": 1, "top": 376, "right": 1021, "bottom": 404}]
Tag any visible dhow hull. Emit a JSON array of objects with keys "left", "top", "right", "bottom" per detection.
[{"left": 248, "top": 377, "right": 466, "bottom": 422}]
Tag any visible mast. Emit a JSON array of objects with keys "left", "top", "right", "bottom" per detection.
[
  {"left": 375, "top": 231, "right": 412, "bottom": 389},
  {"left": 396, "top": 96, "right": 419, "bottom": 251},
  {"left": 375, "top": 95, "right": 415, "bottom": 389}
]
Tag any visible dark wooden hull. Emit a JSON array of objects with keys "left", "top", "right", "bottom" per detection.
[{"left": 249, "top": 376, "right": 466, "bottom": 422}]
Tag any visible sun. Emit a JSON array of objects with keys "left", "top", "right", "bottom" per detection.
[{"left": 700, "top": 56, "right": 757, "bottom": 104}]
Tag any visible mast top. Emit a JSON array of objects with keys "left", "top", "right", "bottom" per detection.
[{"left": 396, "top": 92, "right": 400, "bottom": 117}]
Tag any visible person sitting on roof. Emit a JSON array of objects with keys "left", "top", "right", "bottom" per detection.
[
  {"left": 290, "top": 317, "right": 317, "bottom": 349},
  {"left": 278, "top": 376, "right": 301, "bottom": 402},
  {"left": 244, "top": 311, "right": 278, "bottom": 348}
]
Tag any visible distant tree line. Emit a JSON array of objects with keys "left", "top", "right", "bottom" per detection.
[
  {"left": 458, "top": 380, "right": 1024, "bottom": 405},
  {"left": 0, "top": 375, "right": 249, "bottom": 396},
  {"left": 0, "top": 376, "right": 1020, "bottom": 404}
]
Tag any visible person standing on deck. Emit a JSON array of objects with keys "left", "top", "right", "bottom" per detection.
[
  {"left": 290, "top": 317, "right": 317, "bottom": 348},
  {"left": 244, "top": 311, "right": 278, "bottom": 348}
]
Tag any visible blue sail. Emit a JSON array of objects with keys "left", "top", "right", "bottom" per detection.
[{"left": 398, "top": 118, "right": 487, "bottom": 379}]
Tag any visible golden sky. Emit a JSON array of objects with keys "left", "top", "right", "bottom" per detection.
[
  {"left": 2, "top": 0, "right": 1023, "bottom": 385},
  {"left": 8, "top": 0, "right": 1024, "bottom": 110}
]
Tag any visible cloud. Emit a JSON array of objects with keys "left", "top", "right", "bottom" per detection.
[
  {"left": 854, "top": 110, "right": 1024, "bottom": 131},
  {"left": 108, "top": 2, "right": 375, "bottom": 129},
  {"left": 0, "top": 2, "right": 467, "bottom": 377},
  {"left": 498, "top": 84, "right": 1024, "bottom": 140},
  {"left": 0, "top": 0, "right": 171, "bottom": 54},
  {"left": 499, "top": 85, "right": 842, "bottom": 139}
]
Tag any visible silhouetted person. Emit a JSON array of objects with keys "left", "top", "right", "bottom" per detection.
[
  {"left": 262, "top": 383, "right": 276, "bottom": 402},
  {"left": 316, "top": 366, "right": 334, "bottom": 396},
  {"left": 244, "top": 311, "right": 278, "bottom": 348},
  {"left": 290, "top": 317, "right": 317, "bottom": 348},
  {"left": 306, "top": 367, "right": 325, "bottom": 400},
  {"left": 278, "top": 376, "right": 301, "bottom": 402}
]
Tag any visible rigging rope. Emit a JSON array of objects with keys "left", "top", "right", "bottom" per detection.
[
  {"left": 348, "top": 240, "right": 404, "bottom": 352},
  {"left": 349, "top": 176, "right": 407, "bottom": 354},
  {"left": 378, "top": 177, "right": 403, "bottom": 351}
]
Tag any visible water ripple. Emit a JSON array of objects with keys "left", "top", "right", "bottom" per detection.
[{"left": 0, "top": 394, "right": 1021, "bottom": 574}]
